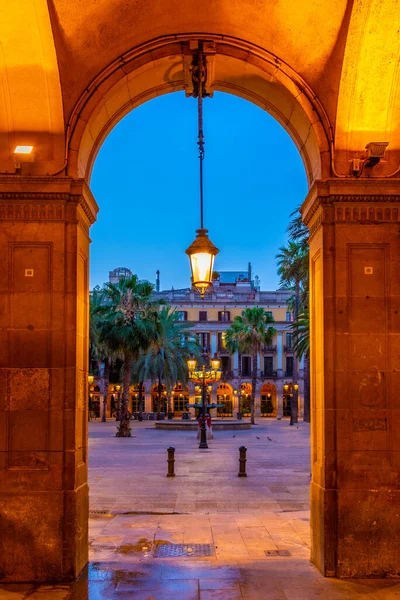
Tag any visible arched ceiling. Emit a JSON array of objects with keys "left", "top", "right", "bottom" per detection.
[
  {"left": 0, "top": 0, "right": 399, "bottom": 181},
  {"left": 0, "top": 0, "right": 65, "bottom": 173},
  {"left": 69, "top": 38, "right": 328, "bottom": 182},
  {"left": 48, "top": 0, "right": 349, "bottom": 123}
]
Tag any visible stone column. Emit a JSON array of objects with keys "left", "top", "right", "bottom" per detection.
[
  {"left": 276, "top": 381, "right": 284, "bottom": 419},
  {"left": 276, "top": 332, "right": 283, "bottom": 376},
  {"left": 302, "top": 179, "right": 400, "bottom": 578},
  {"left": 233, "top": 351, "right": 238, "bottom": 375},
  {"left": 145, "top": 392, "right": 152, "bottom": 413},
  {"left": 211, "top": 332, "right": 217, "bottom": 354},
  {"left": 0, "top": 176, "right": 98, "bottom": 582}
]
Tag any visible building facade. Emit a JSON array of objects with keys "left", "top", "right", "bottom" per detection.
[{"left": 91, "top": 267, "right": 304, "bottom": 420}]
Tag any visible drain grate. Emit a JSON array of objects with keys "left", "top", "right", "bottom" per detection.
[
  {"left": 154, "top": 543, "right": 214, "bottom": 558},
  {"left": 265, "top": 549, "right": 291, "bottom": 557}
]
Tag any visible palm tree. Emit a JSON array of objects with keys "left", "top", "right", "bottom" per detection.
[
  {"left": 90, "top": 287, "right": 117, "bottom": 422},
  {"left": 136, "top": 307, "right": 200, "bottom": 419},
  {"left": 276, "top": 241, "right": 308, "bottom": 318},
  {"left": 291, "top": 307, "right": 310, "bottom": 422},
  {"left": 225, "top": 307, "right": 276, "bottom": 424},
  {"left": 95, "top": 275, "right": 158, "bottom": 437},
  {"left": 277, "top": 208, "right": 311, "bottom": 423}
]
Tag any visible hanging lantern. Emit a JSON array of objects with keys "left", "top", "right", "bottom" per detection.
[
  {"left": 186, "top": 228, "right": 219, "bottom": 298},
  {"left": 185, "top": 45, "right": 220, "bottom": 299}
]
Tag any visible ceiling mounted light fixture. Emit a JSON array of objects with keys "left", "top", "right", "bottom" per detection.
[
  {"left": 14, "top": 146, "right": 33, "bottom": 154},
  {"left": 185, "top": 43, "right": 219, "bottom": 299}
]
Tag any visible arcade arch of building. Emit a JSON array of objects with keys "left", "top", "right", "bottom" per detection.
[{"left": 1, "top": 0, "right": 400, "bottom": 583}]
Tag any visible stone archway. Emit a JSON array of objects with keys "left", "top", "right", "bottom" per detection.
[
  {"left": 67, "top": 35, "right": 327, "bottom": 185},
  {"left": 1, "top": 4, "right": 400, "bottom": 581}
]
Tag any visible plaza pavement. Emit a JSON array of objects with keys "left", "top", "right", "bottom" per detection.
[{"left": 1, "top": 419, "right": 400, "bottom": 599}]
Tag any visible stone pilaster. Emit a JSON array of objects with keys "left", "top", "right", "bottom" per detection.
[
  {"left": 276, "top": 381, "right": 284, "bottom": 419},
  {"left": 302, "top": 179, "right": 400, "bottom": 578},
  {"left": 0, "top": 177, "right": 98, "bottom": 582}
]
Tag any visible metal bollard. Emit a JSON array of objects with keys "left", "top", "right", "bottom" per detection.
[
  {"left": 167, "top": 446, "right": 175, "bottom": 477},
  {"left": 238, "top": 446, "right": 247, "bottom": 477}
]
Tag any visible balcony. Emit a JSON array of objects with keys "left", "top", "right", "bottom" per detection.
[
  {"left": 284, "top": 345, "right": 293, "bottom": 352},
  {"left": 262, "top": 345, "right": 277, "bottom": 353},
  {"left": 261, "top": 370, "right": 278, "bottom": 379},
  {"left": 285, "top": 370, "right": 294, "bottom": 377},
  {"left": 241, "top": 370, "right": 252, "bottom": 378},
  {"left": 221, "top": 370, "right": 234, "bottom": 379}
]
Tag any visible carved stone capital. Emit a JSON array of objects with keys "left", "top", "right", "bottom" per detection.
[
  {"left": 0, "top": 176, "right": 99, "bottom": 226},
  {"left": 302, "top": 179, "right": 400, "bottom": 239}
]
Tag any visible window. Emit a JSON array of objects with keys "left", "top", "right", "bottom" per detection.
[
  {"left": 263, "top": 356, "right": 274, "bottom": 376},
  {"left": 173, "top": 394, "right": 187, "bottom": 412},
  {"left": 286, "top": 311, "right": 292, "bottom": 322},
  {"left": 198, "top": 332, "right": 210, "bottom": 349},
  {"left": 286, "top": 356, "right": 294, "bottom": 376},
  {"left": 218, "top": 332, "right": 227, "bottom": 351},
  {"left": 241, "top": 356, "right": 252, "bottom": 377},
  {"left": 286, "top": 333, "right": 293, "bottom": 349},
  {"left": 218, "top": 310, "right": 230, "bottom": 322},
  {"left": 199, "top": 310, "right": 207, "bottom": 322},
  {"left": 176, "top": 311, "right": 187, "bottom": 321},
  {"left": 220, "top": 356, "right": 231, "bottom": 372}
]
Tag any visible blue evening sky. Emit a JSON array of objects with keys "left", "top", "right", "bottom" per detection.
[{"left": 90, "top": 92, "right": 307, "bottom": 291}]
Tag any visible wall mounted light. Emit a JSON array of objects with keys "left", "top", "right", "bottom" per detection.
[{"left": 365, "top": 142, "right": 388, "bottom": 167}]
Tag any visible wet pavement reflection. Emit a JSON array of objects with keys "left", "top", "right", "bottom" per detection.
[{"left": 1, "top": 421, "right": 400, "bottom": 599}]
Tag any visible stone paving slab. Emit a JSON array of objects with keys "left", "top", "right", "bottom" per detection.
[{"left": 2, "top": 420, "right": 400, "bottom": 599}]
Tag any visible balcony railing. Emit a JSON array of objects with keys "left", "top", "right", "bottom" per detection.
[
  {"left": 261, "top": 370, "right": 278, "bottom": 378},
  {"left": 262, "top": 345, "right": 277, "bottom": 353},
  {"left": 221, "top": 370, "right": 234, "bottom": 379},
  {"left": 241, "top": 370, "right": 252, "bottom": 378},
  {"left": 284, "top": 345, "right": 293, "bottom": 352},
  {"left": 285, "top": 370, "right": 294, "bottom": 377}
]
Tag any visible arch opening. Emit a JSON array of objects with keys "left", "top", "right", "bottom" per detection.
[{"left": 68, "top": 35, "right": 330, "bottom": 186}]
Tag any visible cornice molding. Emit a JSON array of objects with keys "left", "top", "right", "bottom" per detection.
[
  {"left": 301, "top": 179, "right": 400, "bottom": 226},
  {"left": 0, "top": 177, "right": 99, "bottom": 224}
]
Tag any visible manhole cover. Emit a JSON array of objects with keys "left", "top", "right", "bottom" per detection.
[
  {"left": 154, "top": 544, "right": 214, "bottom": 558},
  {"left": 265, "top": 549, "right": 291, "bottom": 557}
]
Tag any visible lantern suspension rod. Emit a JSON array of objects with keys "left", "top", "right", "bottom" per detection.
[{"left": 197, "top": 50, "right": 205, "bottom": 230}]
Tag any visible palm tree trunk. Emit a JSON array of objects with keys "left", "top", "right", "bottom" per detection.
[
  {"left": 138, "top": 381, "right": 144, "bottom": 421},
  {"left": 157, "top": 377, "right": 162, "bottom": 420},
  {"left": 237, "top": 354, "right": 242, "bottom": 419},
  {"left": 251, "top": 353, "right": 257, "bottom": 425},
  {"left": 116, "top": 353, "right": 132, "bottom": 437},
  {"left": 102, "top": 357, "right": 110, "bottom": 422},
  {"left": 303, "top": 354, "right": 310, "bottom": 422},
  {"left": 291, "top": 281, "right": 300, "bottom": 425}
]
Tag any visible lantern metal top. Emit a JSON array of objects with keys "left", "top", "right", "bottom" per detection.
[{"left": 185, "top": 228, "right": 219, "bottom": 257}]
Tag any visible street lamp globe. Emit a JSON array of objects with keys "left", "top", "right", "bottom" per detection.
[
  {"left": 187, "top": 355, "right": 197, "bottom": 374},
  {"left": 211, "top": 353, "right": 221, "bottom": 371},
  {"left": 88, "top": 374, "right": 94, "bottom": 385},
  {"left": 185, "top": 229, "right": 219, "bottom": 298}
]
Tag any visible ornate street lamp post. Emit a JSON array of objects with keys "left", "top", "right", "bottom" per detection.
[
  {"left": 290, "top": 382, "right": 299, "bottom": 426},
  {"left": 187, "top": 350, "right": 221, "bottom": 449},
  {"left": 185, "top": 43, "right": 219, "bottom": 298},
  {"left": 234, "top": 389, "right": 243, "bottom": 420}
]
